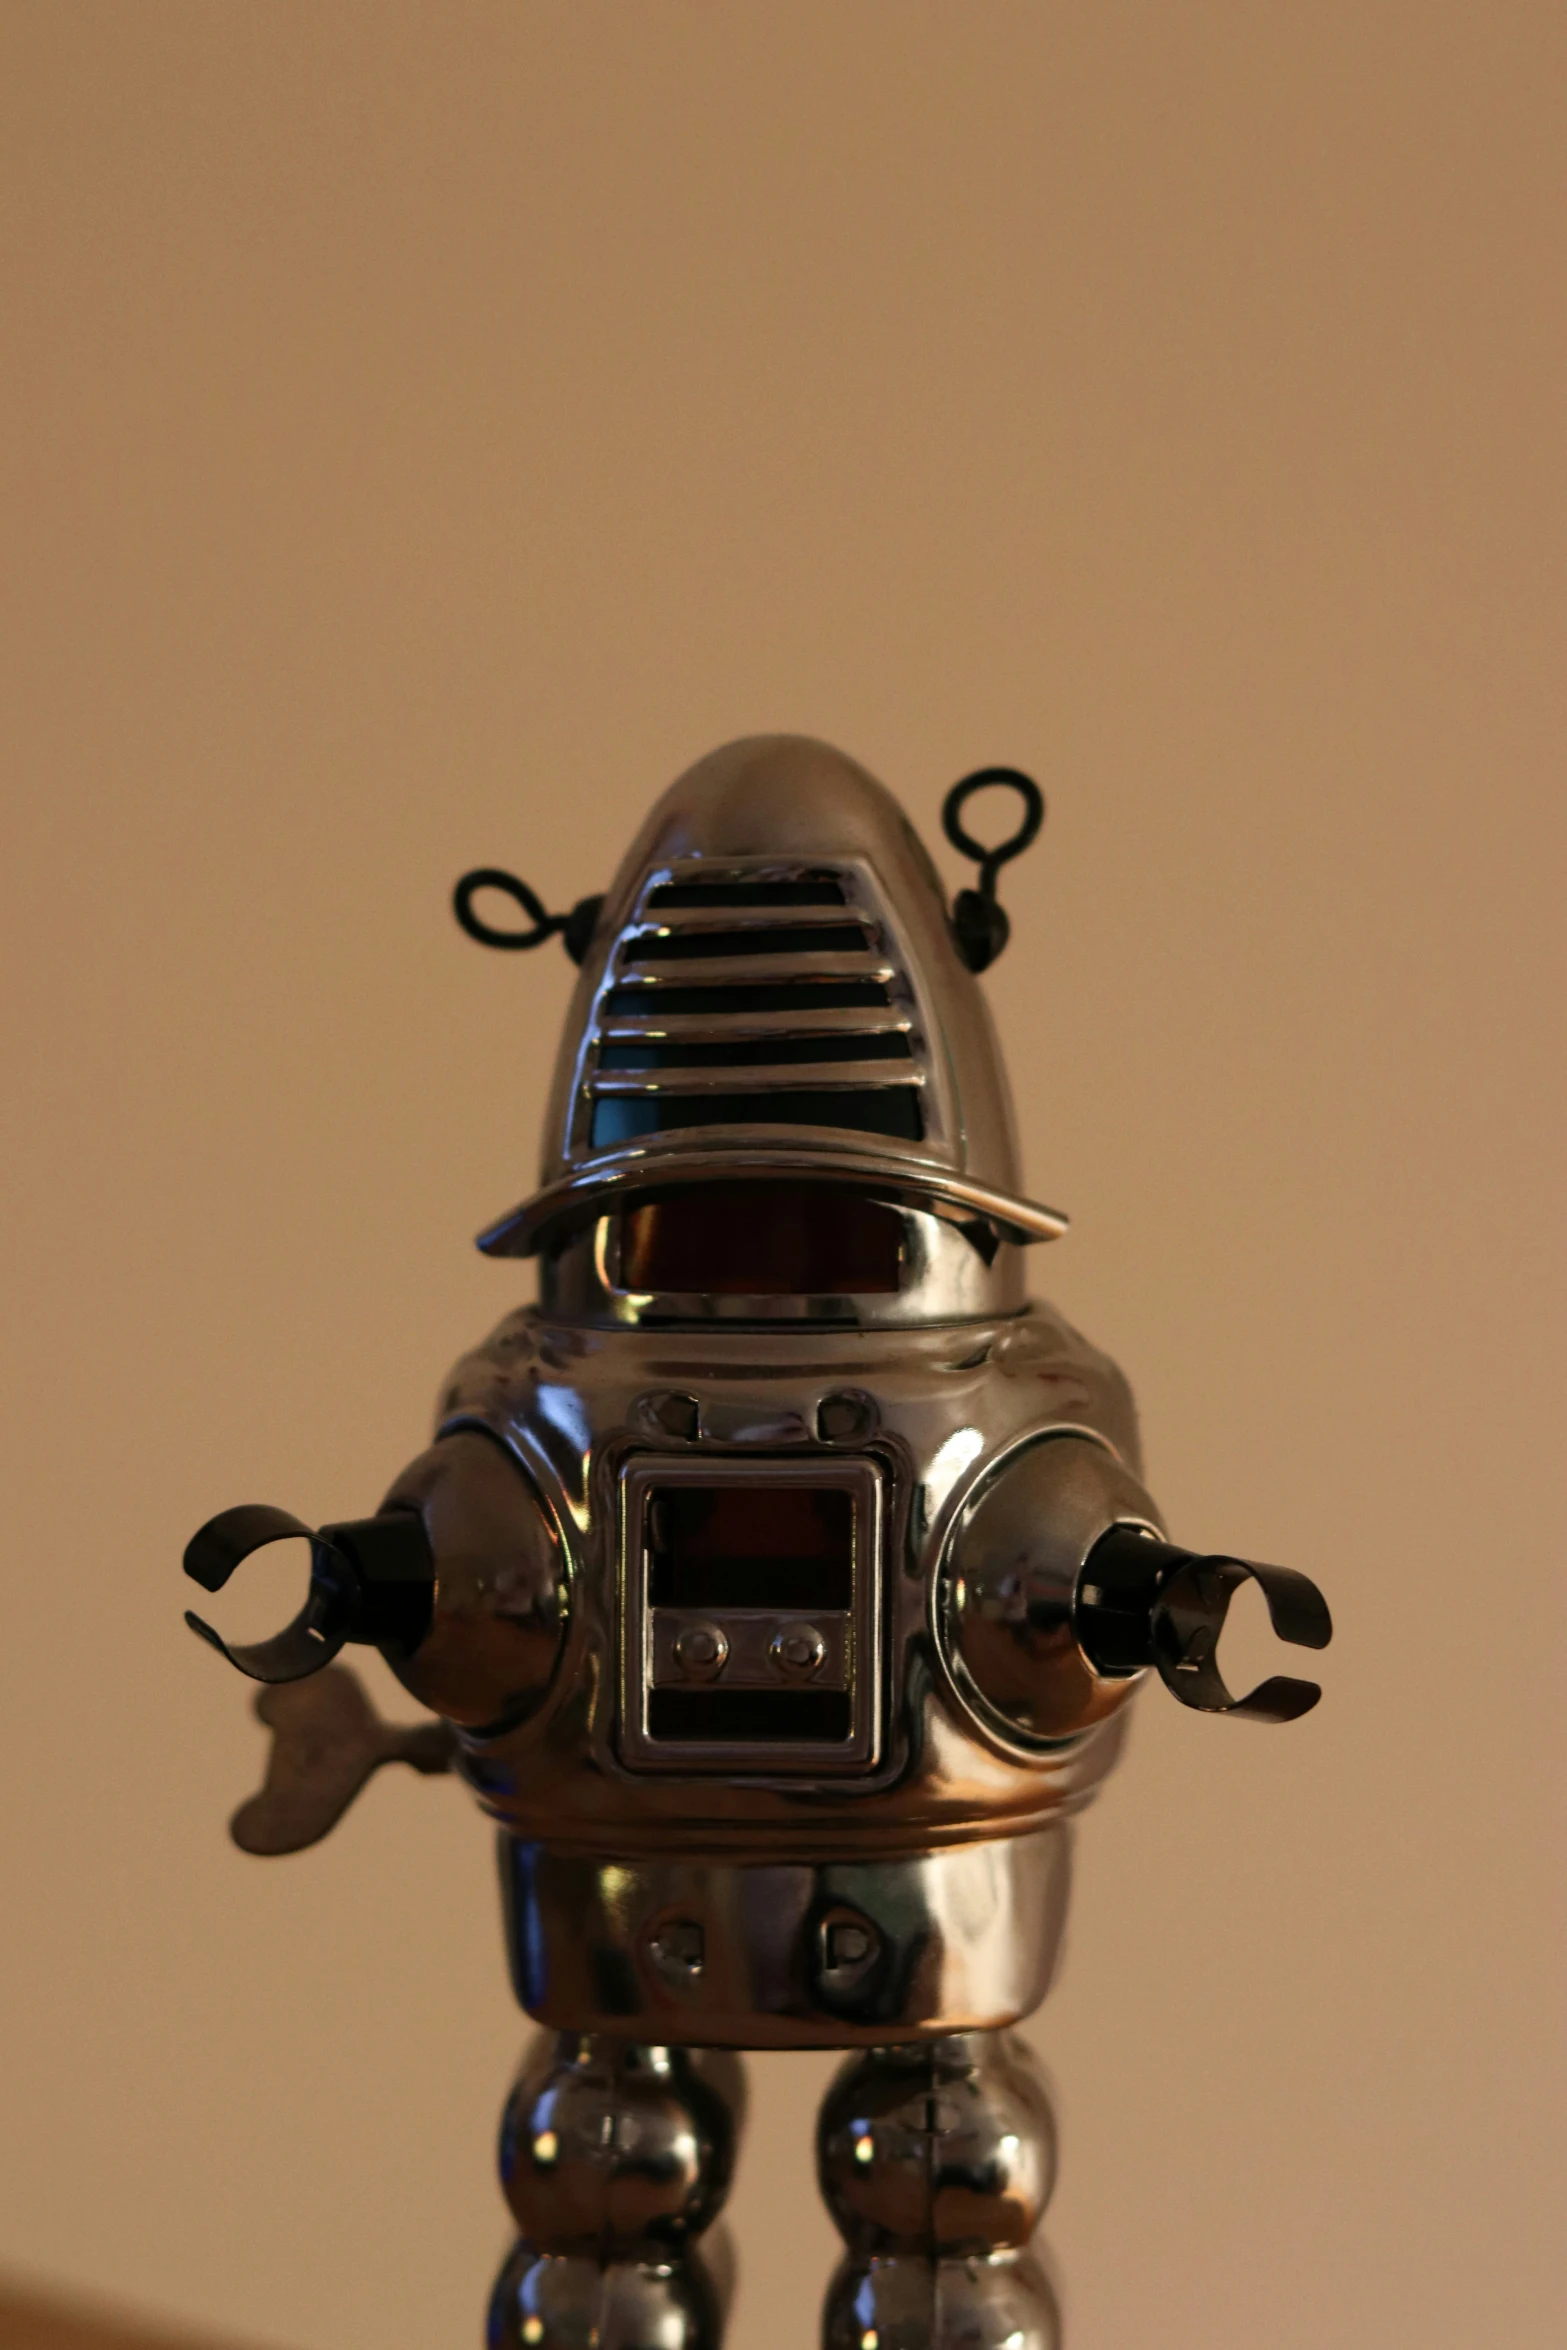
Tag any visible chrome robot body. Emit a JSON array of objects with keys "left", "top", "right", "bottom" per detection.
[
  {"left": 183, "top": 735, "right": 1332, "bottom": 2348},
  {"left": 399, "top": 737, "right": 1158, "bottom": 2046},
  {"left": 425, "top": 1295, "right": 1158, "bottom": 2046}
]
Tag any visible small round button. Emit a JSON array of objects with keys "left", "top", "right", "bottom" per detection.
[
  {"left": 672, "top": 1621, "right": 728, "bottom": 1681},
  {"left": 770, "top": 1623, "right": 828, "bottom": 1681},
  {"left": 817, "top": 1390, "right": 877, "bottom": 1442}
]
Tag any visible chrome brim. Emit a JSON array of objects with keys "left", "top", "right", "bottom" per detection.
[{"left": 476, "top": 1141, "right": 1069, "bottom": 1257}]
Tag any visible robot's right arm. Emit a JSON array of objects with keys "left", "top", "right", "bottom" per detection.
[{"left": 183, "top": 1429, "right": 566, "bottom": 1852}]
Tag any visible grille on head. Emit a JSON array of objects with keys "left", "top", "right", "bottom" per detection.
[{"left": 573, "top": 862, "right": 934, "bottom": 1158}]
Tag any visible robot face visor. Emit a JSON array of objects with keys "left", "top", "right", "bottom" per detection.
[{"left": 537, "top": 1179, "right": 1026, "bottom": 1328}]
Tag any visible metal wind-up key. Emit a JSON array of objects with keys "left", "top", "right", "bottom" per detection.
[{"left": 183, "top": 734, "right": 1332, "bottom": 2348}]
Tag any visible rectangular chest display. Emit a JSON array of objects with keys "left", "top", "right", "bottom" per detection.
[{"left": 617, "top": 1453, "right": 884, "bottom": 1773}]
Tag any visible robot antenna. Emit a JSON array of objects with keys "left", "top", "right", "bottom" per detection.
[
  {"left": 453, "top": 867, "right": 604, "bottom": 965},
  {"left": 941, "top": 766, "right": 1045, "bottom": 973}
]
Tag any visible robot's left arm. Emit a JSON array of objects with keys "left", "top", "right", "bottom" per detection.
[{"left": 943, "top": 1312, "right": 1332, "bottom": 1742}]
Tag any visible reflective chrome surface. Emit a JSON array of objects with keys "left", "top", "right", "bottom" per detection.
[
  {"left": 539, "top": 1197, "right": 1027, "bottom": 1328},
  {"left": 377, "top": 1430, "right": 568, "bottom": 1731},
  {"left": 181, "top": 730, "right": 1334, "bottom": 2345},
  {"left": 498, "top": 1830, "right": 1071, "bottom": 2047},
  {"left": 940, "top": 1431, "right": 1163, "bottom": 1751},
  {"left": 436, "top": 1302, "right": 1146, "bottom": 1875},
  {"left": 490, "top": 2032, "right": 742, "bottom": 2348},
  {"left": 500, "top": 2033, "right": 743, "bottom": 2249},
  {"left": 488, "top": 2244, "right": 724, "bottom": 2350},
  {"left": 618, "top": 1452, "right": 883, "bottom": 1777},
  {"left": 817, "top": 2031, "right": 1056, "bottom": 2252},
  {"left": 818, "top": 2032, "right": 1061, "bottom": 2348},
  {"left": 477, "top": 738, "right": 1067, "bottom": 1258},
  {"left": 823, "top": 2248, "right": 1061, "bottom": 2350}
]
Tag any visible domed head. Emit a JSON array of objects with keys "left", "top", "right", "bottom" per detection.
[{"left": 477, "top": 735, "right": 1065, "bottom": 1323}]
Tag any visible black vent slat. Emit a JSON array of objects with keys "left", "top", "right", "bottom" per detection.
[
  {"left": 649, "top": 1554, "right": 852, "bottom": 1608},
  {"left": 605, "top": 980, "right": 892, "bottom": 1016},
  {"left": 648, "top": 1689, "right": 853, "bottom": 1742},
  {"left": 577, "top": 860, "right": 939, "bottom": 1166},
  {"left": 632, "top": 924, "right": 872, "bottom": 962},
  {"left": 599, "top": 1033, "right": 912, "bottom": 1072},
  {"left": 648, "top": 880, "right": 846, "bottom": 909},
  {"left": 591, "top": 1090, "right": 924, "bottom": 1147}
]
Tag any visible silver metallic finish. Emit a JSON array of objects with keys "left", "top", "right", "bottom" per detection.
[
  {"left": 183, "top": 734, "right": 1332, "bottom": 2343},
  {"left": 540, "top": 1199, "right": 1026, "bottom": 1330},
  {"left": 817, "top": 2032, "right": 1056, "bottom": 2253},
  {"left": 499, "top": 2033, "right": 743, "bottom": 2250},
  {"left": 940, "top": 1431, "right": 1164, "bottom": 1752},
  {"left": 822, "top": 2249, "right": 1061, "bottom": 2350},
  {"left": 654, "top": 1610, "right": 843, "bottom": 1692},
  {"left": 377, "top": 1430, "right": 568, "bottom": 1731},
  {"left": 619, "top": 1452, "right": 882, "bottom": 1775},
  {"left": 487, "top": 2244, "right": 724, "bottom": 2350},
  {"left": 574, "top": 860, "right": 927, "bottom": 1161},
  {"left": 476, "top": 738, "right": 1068, "bottom": 1258},
  {"left": 490, "top": 2033, "right": 742, "bottom": 2349},
  {"left": 438, "top": 1302, "right": 1146, "bottom": 1884},
  {"left": 499, "top": 1148, "right": 1064, "bottom": 1262},
  {"left": 497, "top": 1829, "right": 1072, "bottom": 2048},
  {"left": 770, "top": 1622, "right": 829, "bottom": 1681},
  {"left": 668, "top": 1620, "right": 729, "bottom": 1681},
  {"left": 818, "top": 2033, "right": 1061, "bottom": 2349}
]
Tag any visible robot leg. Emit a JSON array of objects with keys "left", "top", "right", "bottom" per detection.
[
  {"left": 817, "top": 2030, "right": 1060, "bottom": 2350},
  {"left": 489, "top": 2031, "right": 745, "bottom": 2349}
]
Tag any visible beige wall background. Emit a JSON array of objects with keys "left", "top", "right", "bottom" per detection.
[{"left": 2, "top": 6, "right": 1561, "bottom": 2347}]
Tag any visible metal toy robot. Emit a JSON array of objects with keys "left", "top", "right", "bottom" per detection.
[{"left": 184, "top": 735, "right": 1332, "bottom": 2349}]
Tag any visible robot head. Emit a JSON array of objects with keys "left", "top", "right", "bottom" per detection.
[{"left": 467, "top": 736, "right": 1066, "bottom": 1326}]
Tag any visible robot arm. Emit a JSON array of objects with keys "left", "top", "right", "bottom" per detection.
[
  {"left": 943, "top": 1430, "right": 1331, "bottom": 1745},
  {"left": 184, "top": 1428, "right": 567, "bottom": 1850},
  {"left": 1075, "top": 1524, "right": 1332, "bottom": 1721}
]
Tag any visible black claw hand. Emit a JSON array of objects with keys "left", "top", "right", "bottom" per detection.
[
  {"left": 1075, "top": 1526, "right": 1333, "bottom": 1721},
  {"left": 182, "top": 1504, "right": 434, "bottom": 1684}
]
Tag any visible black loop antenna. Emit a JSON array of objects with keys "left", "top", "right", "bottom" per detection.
[
  {"left": 453, "top": 868, "right": 605, "bottom": 967},
  {"left": 940, "top": 767, "right": 1046, "bottom": 972}
]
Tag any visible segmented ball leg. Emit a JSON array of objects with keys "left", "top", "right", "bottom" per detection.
[
  {"left": 817, "top": 2030, "right": 1061, "bottom": 2350},
  {"left": 488, "top": 2032, "right": 746, "bottom": 2350}
]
